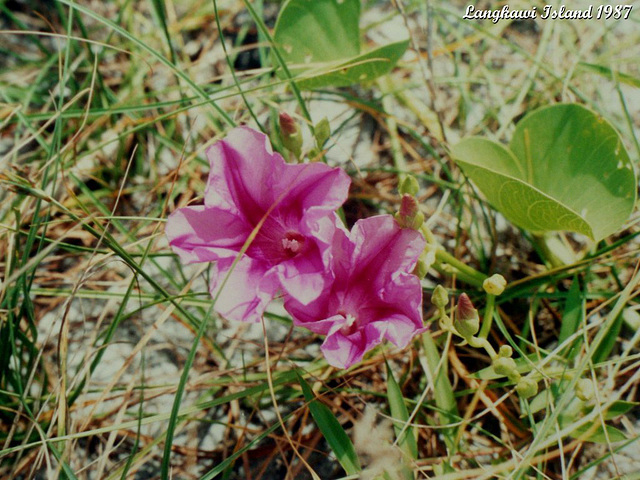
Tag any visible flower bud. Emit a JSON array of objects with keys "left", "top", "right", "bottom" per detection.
[
  {"left": 279, "top": 112, "right": 298, "bottom": 136},
  {"left": 399, "top": 175, "right": 420, "bottom": 196},
  {"left": 395, "top": 194, "right": 424, "bottom": 230},
  {"left": 516, "top": 377, "right": 538, "bottom": 398},
  {"left": 498, "top": 345, "right": 513, "bottom": 358},
  {"left": 314, "top": 117, "right": 330, "bottom": 146},
  {"left": 279, "top": 112, "right": 303, "bottom": 158},
  {"left": 455, "top": 293, "right": 480, "bottom": 338},
  {"left": 492, "top": 356, "right": 517, "bottom": 377},
  {"left": 413, "top": 248, "right": 435, "bottom": 279},
  {"left": 432, "top": 285, "right": 449, "bottom": 309},
  {"left": 483, "top": 274, "right": 507, "bottom": 296},
  {"left": 576, "top": 378, "right": 594, "bottom": 401}
]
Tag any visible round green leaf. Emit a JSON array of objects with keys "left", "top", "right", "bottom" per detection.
[
  {"left": 452, "top": 104, "right": 636, "bottom": 241},
  {"left": 289, "top": 40, "right": 410, "bottom": 90},
  {"left": 273, "top": 0, "right": 361, "bottom": 65},
  {"left": 273, "top": 0, "right": 408, "bottom": 89}
]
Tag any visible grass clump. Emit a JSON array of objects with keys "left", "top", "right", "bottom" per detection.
[{"left": 1, "top": 1, "right": 639, "bottom": 479}]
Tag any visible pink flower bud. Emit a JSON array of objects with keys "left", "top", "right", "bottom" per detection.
[
  {"left": 396, "top": 194, "right": 424, "bottom": 229},
  {"left": 279, "top": 112, "right": 298, "bottom": 136},
  {"left": 455, "top": 293, "right": 480, "bottom": 337}
]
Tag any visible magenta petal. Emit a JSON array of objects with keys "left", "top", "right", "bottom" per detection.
[
  {"left": 377, "top": 314, "right": 425, "bottom": 348},
  {"left": 276, "top": 257, "right": 328, "bottom": 306},
  {"left": 275, "top": 211, "right": 340, "bottom": 305},
  {"left": 166, "top": 206, "right": 249, "bottom": 264},
  {"left": 209, "top": 257, "right": 277, "bottom": 323},
  {"left": 351, "top": 215, "right": 425, "bottom": 285},
  {"left": 280, "top": 163, "right": 351, "bottom": 212},
  {"left": 204, "top": 127, "right": 351, "bottom": 222},
  {"left": 284, "top": 214, "right": 426, "bottom": 369},
  {"left": 283, "top": 293, "right": 329, "bottom": 332},
  {"left": 321, "top": 329, "right": 367, "bottom": 369},
  {"left": 168, "top": 126, "right": 353, "bottom": 324},
  {"left": 296, "top": 314, "right": 344, "bottom": 336},
  {"left": 379, "top": 273, "right": 424, "bottom": 330},
  {"left": 204, "top": 127, "right": 284, "bottom": 217}
]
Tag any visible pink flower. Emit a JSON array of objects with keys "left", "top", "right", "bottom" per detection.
[
  {"left": 284, "top": 215, "right": 426, "bottom": 368},
  {"left": 166, "top": 126, "right": 351, "bottom": 323}
]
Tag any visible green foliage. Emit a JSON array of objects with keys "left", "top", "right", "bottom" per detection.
[
  {"left": 452, "top": 104, "right": 636, "bottom": 241},
  {"left": 2, "top": 1, "right": 639, "bottom": 478},
  {"left": 558, "top": 278, "right": 585, "bottom": 360},
  {"left": 385, "top": 361, "right": 418, "bottom": 461},
  {"left": 297, "top": 373, "right": 361, "bottom": 475},
  {"left": 272, "top": 0, "right": 408, "bottom": 89}
]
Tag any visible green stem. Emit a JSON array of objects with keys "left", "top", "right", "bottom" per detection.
[
  {"left": 478, "top": 294, "right": 495, "bottom": 340},
  {"left": 467, "top": 336, "right": 497, "bottom": 359},
  {"left": 533, "top": 233, "right": 578, "bottom": 268},
  {"left": 432, "top": 248, "right": 486, "bottom": 288}
]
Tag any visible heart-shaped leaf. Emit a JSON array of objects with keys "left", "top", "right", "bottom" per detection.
[
  {"left": 273, "top": 0, "right": 408, "bottom": 89},
  {"left": 287, "top": 40, "right": 410, "bottom": 90},
  {"left": 451, "top": 104, "right": 636, "bottom": 241}
]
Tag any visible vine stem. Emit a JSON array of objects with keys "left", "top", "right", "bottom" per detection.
[{"left": 478, "top": 294, "right": 495, "bottom": 340}]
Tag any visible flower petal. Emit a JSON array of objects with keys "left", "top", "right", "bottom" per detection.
[
  {"left": 204, "top": 126, "right": 351, "bottom": 224},
  {"left": 378, "top": 273, "right": 424, "bottom": 330},
  {"left": 276, "top": 258, "right": 328, "bottom": 306},
  {"left": 204, "top": 127, "right": 285, "bottom": 220},
  {"left": 279, "top": 163, "right": 351, "bottom": 213},
  {"left": 350, "top": 215, "right": 425, "bottom": 285},
  {"left": 321, "top": 328, "right": 368, "bottom": 369},
  {"left": 166, "top": 205, "right": 249, "bottom": 264},
  {"left": 209, "top": 256, "right": 277, "bottom": 323},
  {"left": 377, "top": 314, "right": 425, "bottom": 348}
]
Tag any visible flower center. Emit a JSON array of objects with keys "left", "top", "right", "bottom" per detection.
[
  {"left": 281, "top": 231, "right": 306, "bottom": 258},
  {"left": 339, "top": 313, "right": 359, "bottom": 336}
]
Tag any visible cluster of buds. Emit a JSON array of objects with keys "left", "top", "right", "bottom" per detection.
[
  {"left": 432, "top": 281, "right": 538, "bottom": 399},
  {"left": 492, "top": 345, "right": 537, "bottom": 398}
]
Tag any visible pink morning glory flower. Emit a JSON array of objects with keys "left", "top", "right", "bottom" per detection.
[
  {"left": 284, "top": 215, "right": 426, "bottom": 369},
  {"left": 166, "top": 126, "right": 351, "bottom": 323}
]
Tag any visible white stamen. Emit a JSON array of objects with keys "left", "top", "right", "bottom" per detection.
[
  {"left": 282, "top": 238, "right": 301, "bottom": 253},
  {"left": 340, "top": 314, "right": 358, "bottom": 335}
]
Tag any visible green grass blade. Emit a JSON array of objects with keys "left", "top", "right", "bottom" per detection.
[
  {"left": 242, "top": 0, "right": 313, "bottom": 127},
  {"left": 213, "top": 0, "right": 264, "bottom": 132},
  {"left": 558, "top": 277, "right": 585, "bottom": 360},
  {"left": 296, "top": 372, "right": 361, "bottom": 475},
  {"left": 57, "top": 0, "right": 234, "bottom": 128},
  {"left": 385, "top": 360, "right": 417, "bottom": 461},
  {"left": 420, "top": 331, "right": 459, "bottom": 454},
  {"left": 148, "top": 0, "right": 177, "bottom": 64}
]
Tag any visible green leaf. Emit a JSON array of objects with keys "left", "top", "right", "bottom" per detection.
[
  {"left": 579, "top": 62, "right": 640, "bottom": 88},
  {"left": 592, "top": 310, "right": 624, "bottom": 364},
  {"left": 602, "top": 400, "right": 638, "bottom": 420},
  {"left": 290, "top": 40, "right": 410, "bottom": 90},
  {"left": 528, "top": 388, "right": 552, "bottom": 415},
  {"left": 452, "top": 104, "right": 636, "bottom": 241},
  {"left": 385, "top": 361, "right": 418, "bottom": 460},
  {"left": 420, "top": 333, "right": 459, "bottom": 454},
  {"left": 570, "top": 423, "right": 628, "bottom": 444},
  {"left": 558, "top": 278, "right": 585, "bottom": 360},
  {"left": 297, "top": 372, "right": 361, "bottom": 475},
  {"left": 274, "top": 0, "right": 360, "bottom": 62},
  {"left": 273, "top": 0, "right": 408, "bottom": 89}
]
